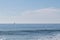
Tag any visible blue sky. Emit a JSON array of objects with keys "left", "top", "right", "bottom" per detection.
[{"left": 0, "top": 0, "right": 60, "bottom": 23}]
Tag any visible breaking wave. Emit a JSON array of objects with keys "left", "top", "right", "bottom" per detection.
[{"left": 0, "top": 30, "right": 60, "bottom": 40}]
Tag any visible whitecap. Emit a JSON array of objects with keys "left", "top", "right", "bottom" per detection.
[
  {"left": 37, "top": 33, "right": 60, "bottom": 40},
  {"left": 0, "top": 37, "right": 6, "bottom": 40}
]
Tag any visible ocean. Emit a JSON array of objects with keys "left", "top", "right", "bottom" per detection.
[{"left": 0, "top": 24, "right": 60, "bottom": 40}]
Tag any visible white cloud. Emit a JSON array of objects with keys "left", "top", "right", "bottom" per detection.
[{"left": 0, "top": 7, "right": 60, "bottom": 24}]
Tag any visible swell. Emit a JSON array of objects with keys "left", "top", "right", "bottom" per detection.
[{"left": 0, "top": 30, "right": 60, "bottom": 35}]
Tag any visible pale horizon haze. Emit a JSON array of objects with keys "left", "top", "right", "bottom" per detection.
[{"left": 0, "top": 0, "right": 60, "bottom": 24}]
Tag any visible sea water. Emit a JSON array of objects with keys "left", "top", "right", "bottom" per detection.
[{"left": 0, "top": 24, "right": 60, "bottom": 40}]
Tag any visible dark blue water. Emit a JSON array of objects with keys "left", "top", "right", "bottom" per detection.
[
  {"left": 0, "top": 24, "right": 60, "bottom": 31},
  {"left": 0, "top": 24, "right": 60, "bottom": 40}
]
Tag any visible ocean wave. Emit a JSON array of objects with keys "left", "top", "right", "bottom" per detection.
[
  {"left": 0, "top": 30, "right": 60, "bottom": 35},
  {"left": 0, "top": 31, "right": 60, "bottom": 40},
  {"left": 37, "top": 34, "right": 60, "bottom": 40}
]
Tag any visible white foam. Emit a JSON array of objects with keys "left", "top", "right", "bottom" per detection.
[
  {"left": 0, "top": 33, "right": 60, "bottom": 40},
  {"left": 0, "top": 37, "right": 6, "bottom": 40},
  {"left": 37, "top": 34, "right": 60, "bottom": 40}
]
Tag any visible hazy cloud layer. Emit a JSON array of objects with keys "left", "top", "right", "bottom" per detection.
[{"left": 0, "top": 8, "right": 60, "bottom": 23}]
